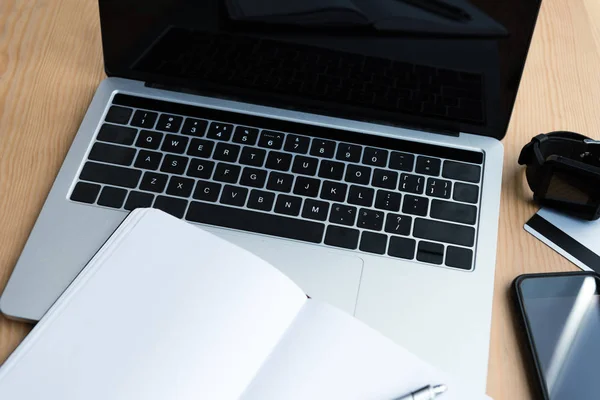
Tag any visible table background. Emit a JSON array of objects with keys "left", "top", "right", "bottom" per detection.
[{"left": 1, "top": 0, "right": 599, "bottom": 398}]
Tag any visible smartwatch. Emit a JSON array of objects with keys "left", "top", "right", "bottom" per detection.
[{"left": 518, "top": 131, "right": 600, "bottom": 220}]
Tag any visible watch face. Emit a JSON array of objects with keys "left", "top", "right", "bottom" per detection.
[{"left": 546, "top": 170, "right": 591, "bottom": 205}]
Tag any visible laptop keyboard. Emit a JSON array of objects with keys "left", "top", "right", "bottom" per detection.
[{"left": 70, "top": 94, "right": 483, "bottom": 271}]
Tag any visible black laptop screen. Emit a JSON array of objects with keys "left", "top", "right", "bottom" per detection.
[{"left": 98, "top": 0, "right": 542, "bottom": 140}]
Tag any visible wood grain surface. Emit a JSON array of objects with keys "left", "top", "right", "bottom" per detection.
[{"left": 1, "top": 0, "right": 599, "bottom": 398}]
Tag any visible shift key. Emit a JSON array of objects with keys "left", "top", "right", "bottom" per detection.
[
  {"left": 413, "top": 218, "right": 475, "bottom": 247},
  {"left": 79, "top": 162, "right": 141, "bottom": 188}
]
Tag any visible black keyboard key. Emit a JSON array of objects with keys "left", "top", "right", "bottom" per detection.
[
  {"left": 402, "top": 195, "right": 429, "bottom": 216},
  {"left": 80, "top": 162, "right": 141, "bottom": 188},
  {"left": 293, "top": 177, "right": 320, "bottom": 197},
  {"left": 292, "top": 155, "right": 319, "bottom": 176},
  {"left": 324, "top": 225, "right": 360, "bottom": 250},
  {"left": 213, "top": 142, "right": 241, "bottom": 163},
  {"left": 284, "top": 134, "right": 310, "bottom": 154},
  {"left": 445, "top": 246, "right": 474, "bottom": 270},
  {"left": 97, "top": 186, "right": 127, "bottom": 208},
  {"left": 207, "top": 122, "right": 233, "bottom": 141},
  {"left": 258, "top": 130, "right": 285, "bottom": 150},
  {"left": 453, "top": 182, "right": 479, "bottom": 204},
  {"left": 105, "top": 106, "right": 132, "bottom": 124},
  {"left": 301, "top": 199, "right": 329, "bottom": 221},
  {"left": 417, "top": 241, "right": 444, "bottom": 265},
  {"left": 160, "top": 154, "right": 188, "bottom": 175},
  {"left": 336, "top": 143, "right": 362, "bottom": 163},
  {"left": 134, "top": 150, "right": 163, "bottom": 171},
  {"left": 363, "top": 147, "right": 388, "bottom": 167},
  {"left": 186, "top": 201, "right": 325, "bottom": 243},
  {"left": 124, "top": 191, "right": 154, "bottom": 210},
  {"left": 187, "top": 159, "right": 215, "bottom": 179},
  {"left": 188, "top": 139, "right": 214, "bottom": 158},
  {"left": 430, "top": 199, "right": 477, "bottom": 225},
  {"left": 135, "top": 130, "right": 163, "bottom": 150},
  {"left": 239, "top": 147, "right": 267, "bottom": 167},
  {"left": 329, "top": 203, "right": 357, "bottom": 226},
  {"left": 399, "top": 173, "right": 424, "bottom": 194},
  {"left": 442, "top": 161, "right": 481, "bottom": 183},
  {"left": 153, "top": 195, "right": 188, "bottom": 218},
  {"left": 389, "top": 152, "right": 414, "bottom": 172},
  {"left": 266, "top": 172, "right": 294, "bottom": 192},
  {"left": 139, "top": 172, "right": 168, "bottom": 193},
  {"left": 345, "top": 165, "right": 371, "bottom": 185},
  {"left": 385, "top": 213, "right": 412, "bottom": 235},
  {"left": 97, "top": 124, "right": 137, "bottom": 145},
  {"left": 416, "top": 156, "right": 441, "bottom": 176},
  {"left": 426, "top": 178, "right": 452, "bottom": 199},
  {"left": 348, "top": 185, "right": 374, "bottom": 207},
  {"left": 388, "top": 237, "right": 416, "bottom": 259},
  {"left": 130, "top": 110, "right": 158, "bottom": 129},
  {"left": 220, "top": 185, "right": 249, "bottom": 207},
  {"left": 275, "top": 194, "right": 302, "bottom": 216},
  {"left": 232, "top": 126, "right": 259, "bottom": 145},
  {"left": 359, "top": 232, "right": 387, "bottom": 255},
  {"left": 247, "top": 190, "right": 275, "bottom": 211},
  {"left": 88, "top": 142, "right": 135, "bottom": 166},
  {"left": 320, "top": 181, "right": 348, "bottom": 202},
  {"left": 375, "top": 190, "right": 402, "bottom": 212},
  {"left": 240, "top": 167, "right": 267, "bottom": 188},
  {"left": 310, "top": 139, "right": 336, "bottom": 158},
  {"left": 156, "top": 114, "right": 183, "bottom": 133},
  {"left": 413, "top": 218, "right": 475, "bottom": 247},
  {"left": 181, "top": 118, "right": 208, "bottom": 136},
  {"left": 265, "top": 151, "right": 292, "bottom": 171},
  {"left": 166, "top": 176, "right": 195, "bottom": 198},
  {"left": 372, "top": 169, "right": 398, "bottom": 189},
  {"left": 70, "top": 182, "right": 100, "bottom": 204},
  {"left": 318, "top": 160, "right": 345, "bottom": 180},
  {"left": 193, "top": 180, "right": 221, "bottom": 202},
  {"left": 357, "top": 208, "right": 384, "bottom": 231},
  {"left": 161, "top": 134, "right": 189, "bottom": 154},
  {"left": 213, "top": 163, "right": 241, "bottom": 184}
]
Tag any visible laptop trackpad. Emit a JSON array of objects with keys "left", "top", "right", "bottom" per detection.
[{"left": 230, "top": 236, "right": 363, "bottom": 314}]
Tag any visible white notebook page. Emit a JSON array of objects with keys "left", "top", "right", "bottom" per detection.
[
  {"left": 0, "top": 209, "right": 307, "bottom": 399},
  {"left": 242, "top": 300, "right": 486, "bottom": 400}
]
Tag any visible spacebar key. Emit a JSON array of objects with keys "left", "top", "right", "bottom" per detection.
[{"left": 186, "top": 201, "right": 325, "bottom": 243}]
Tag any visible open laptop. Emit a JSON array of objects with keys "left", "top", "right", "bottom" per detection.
[{"left": 0, "top": 0, "right": 542, "bottom": 391}]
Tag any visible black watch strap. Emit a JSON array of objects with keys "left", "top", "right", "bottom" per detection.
[{"left": 518, "top": 131, "right": 595, "bottom": 168}]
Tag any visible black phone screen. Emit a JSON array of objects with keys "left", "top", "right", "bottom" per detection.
[{"left": 519, "top": 273, "right": 600, "bottom": 400}]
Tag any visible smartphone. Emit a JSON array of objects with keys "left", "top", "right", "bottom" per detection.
[{"left": 512, "top": 271, "right": 600, "bottom": 400}]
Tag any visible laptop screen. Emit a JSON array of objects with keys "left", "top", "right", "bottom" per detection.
[{"left": 99, "top": 0, "right": 542, "bottom": 140}]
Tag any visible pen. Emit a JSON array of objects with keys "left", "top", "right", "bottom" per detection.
[
  {"left": 392, "top": 384, "right": 447, "bottom": 400},
  {"left": 399, "top": 0, "right": 472, "bottom": 22}
]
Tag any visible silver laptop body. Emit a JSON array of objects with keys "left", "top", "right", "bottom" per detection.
[{"left": 1, "top": 0, "right": 543, "bottom": 392}]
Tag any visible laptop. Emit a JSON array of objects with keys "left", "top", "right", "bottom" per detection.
[{"left": 0, "top": 0, "right": 542, "bottom": 391}]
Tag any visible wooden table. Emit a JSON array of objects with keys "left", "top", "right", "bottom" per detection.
[{"left": 1, "top": 0, "right": 600, "bottom": 398}]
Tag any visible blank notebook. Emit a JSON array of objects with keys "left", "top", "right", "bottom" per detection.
[{"left": 0, "top": 209, "right": 488, "bottom": 399}]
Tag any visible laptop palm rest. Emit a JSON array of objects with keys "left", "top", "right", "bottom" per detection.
[{"left": 213, "top": 230, "right": 363, "bottom": 314}]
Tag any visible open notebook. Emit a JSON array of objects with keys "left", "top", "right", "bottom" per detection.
[{"left": 0, "top": 209, "right": 488, "bottom": 399}]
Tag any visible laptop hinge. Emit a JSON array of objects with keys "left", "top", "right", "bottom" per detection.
[{"left": 145, "top": 81, "right": 461, "bottom": 138}]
